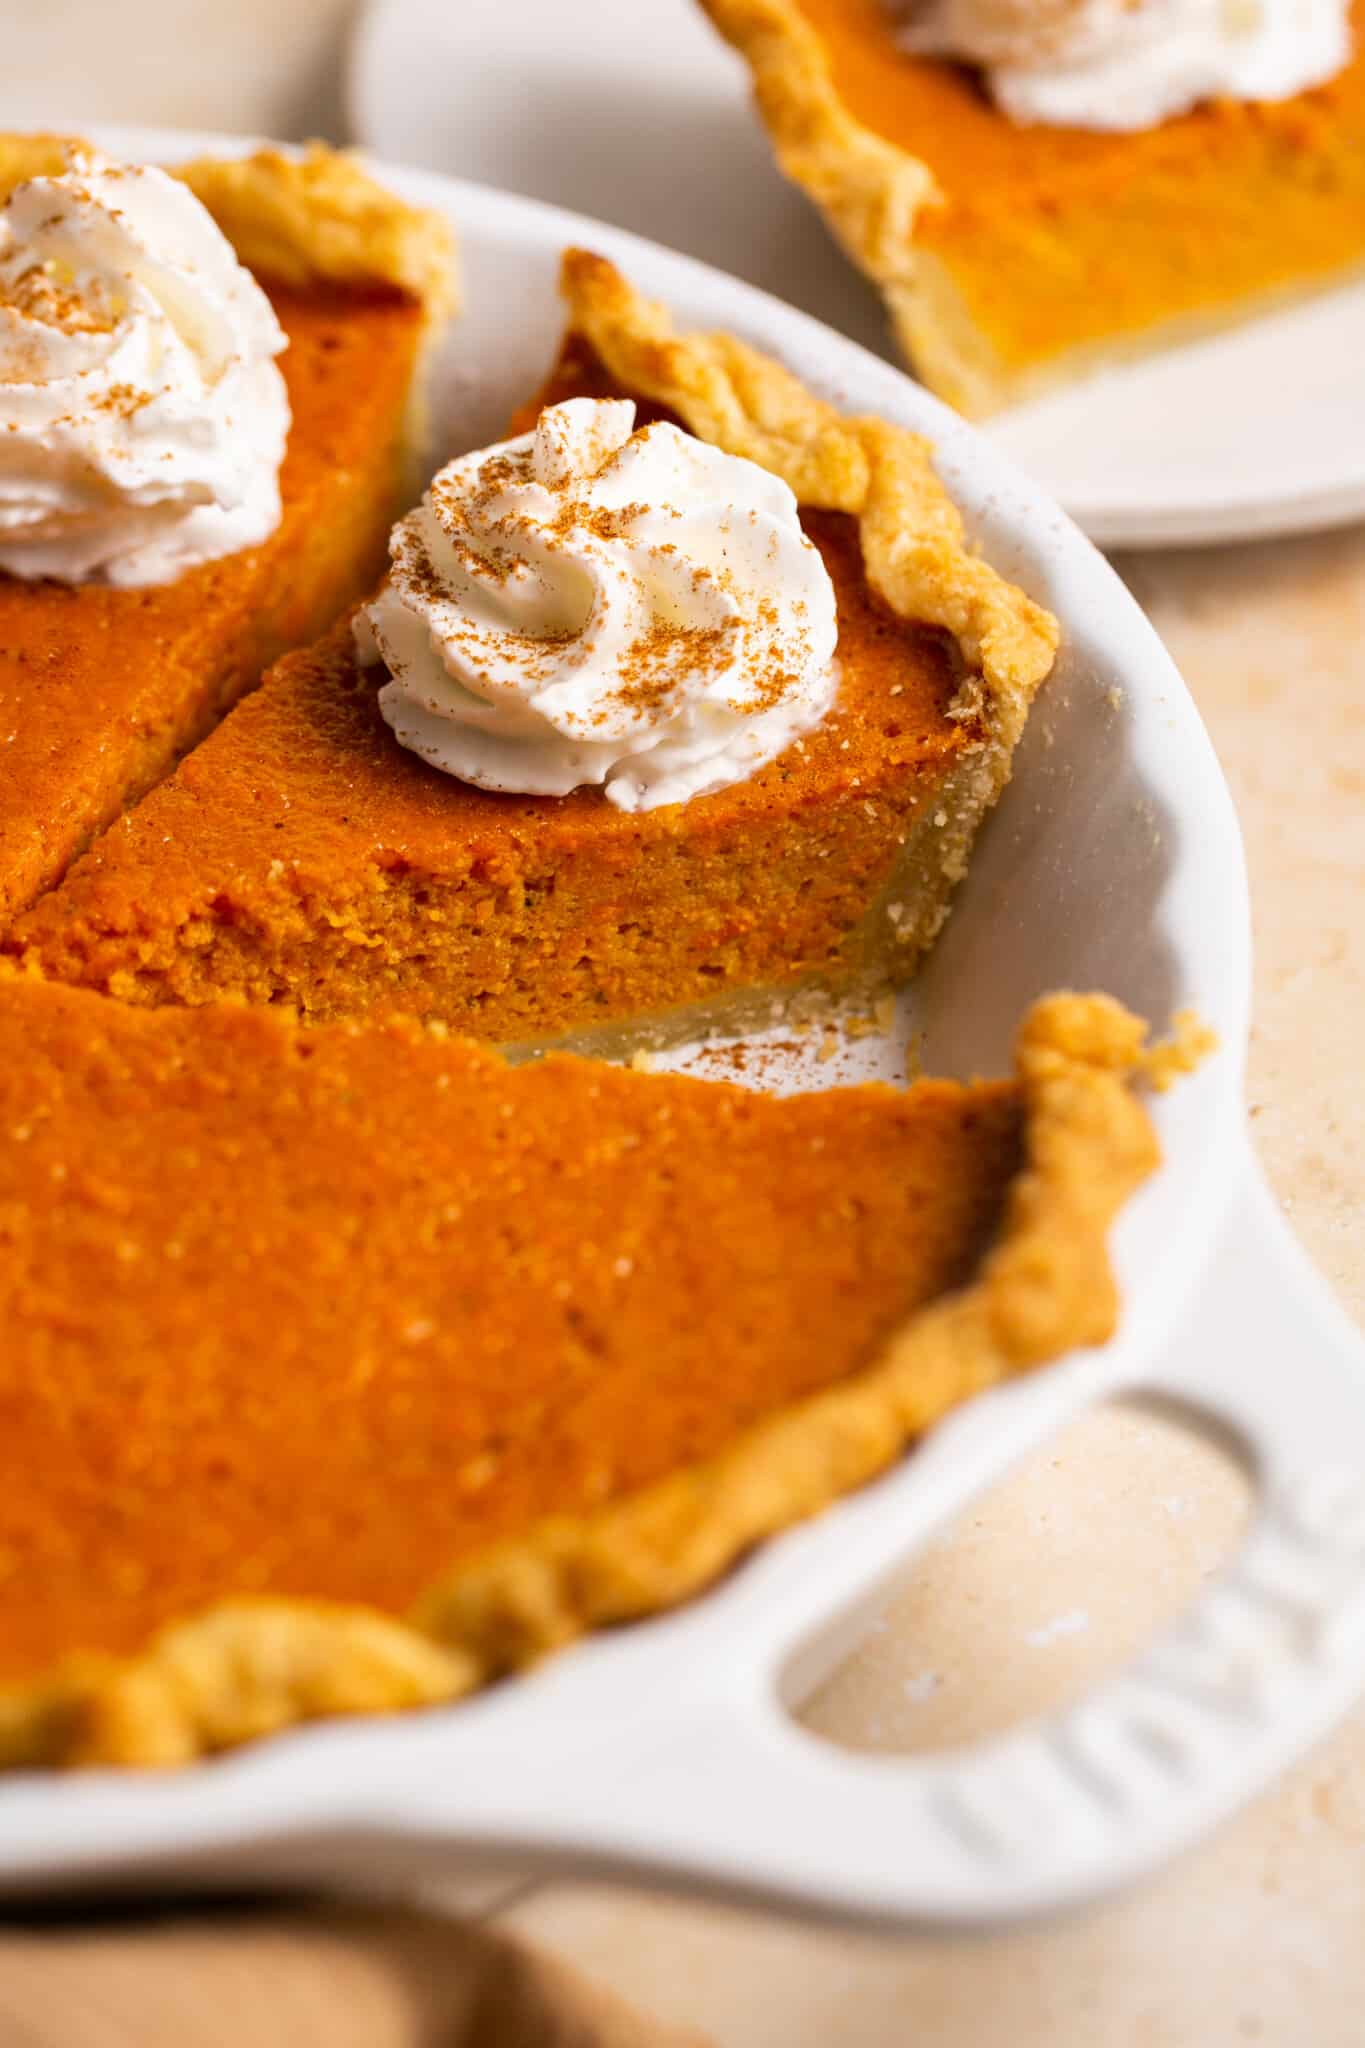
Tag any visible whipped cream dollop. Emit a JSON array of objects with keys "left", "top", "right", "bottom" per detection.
[
  {"left": 359, "top": 397, "right": 840, "bottom": 812},
  {"left": 0, "top": 146, "right": 290, "bottom": 586},
  {"left": 890, "top": 0, "right": 1351, "bottom": 130}
]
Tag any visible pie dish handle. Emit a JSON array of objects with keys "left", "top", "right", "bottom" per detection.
[{"left": 588, "top": 1156, "right": 1365, "bottom": 1929}]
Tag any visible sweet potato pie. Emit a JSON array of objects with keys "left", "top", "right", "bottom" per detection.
[{"left": 0, "top": 149, "right": 1179, "bottom": 1773}]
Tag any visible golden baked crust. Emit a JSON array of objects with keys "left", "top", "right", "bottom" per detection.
[
  {"left": 0, "top": 133, "right": 457, "bottom": 322},
  {"left": 698, "top": 3, "right": 933, "bottom": 284},
  {"left": 560, "top": 247, "right": 1055, "bottom": 703},
  {"left": 701, "top": 0, "right": 1014, "bottom": 412},
  {"left": 177, "top": 143, "right": 457, "bottom": 323},
  {"left": 695, "top": 0, "right": 975, "bottom": 398},
  {"left": 0, "top": 133, "right": 74, "bottom": 199},
  {"left": 0, "top": 991, "right": 1164, "bottom": 1770}
]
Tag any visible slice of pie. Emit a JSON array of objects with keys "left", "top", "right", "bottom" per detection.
[
  {"left": 0, "top": 137, "right": 455, "bottom": 921},
  {"left": 5, "top": 250, "right": 1057, "bottom": 1054},
  {"left": 699, "top": 0, "right": 1365, "bottom": 415},
  {"left": 0, "top": 974, "right": 1163, "bottom": 1768}
]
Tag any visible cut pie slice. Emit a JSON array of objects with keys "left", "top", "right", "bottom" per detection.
[
  {"left": 699, "top": 0, "right": 1365, "bottom": 415},
  {"left": 0, "top": 974, "right": 1164, "bottom": 1769},
  {"left": 0, "top": 138, "right": 455, "bottom": 921},
  {"left": 5, "top": 250, "right": 1056, "bottom": 1054}
]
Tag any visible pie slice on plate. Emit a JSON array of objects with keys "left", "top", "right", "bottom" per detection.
[
  {"left": 5, "top": 250, "right": 1056, "bottom": 1054},
  {"left": 698, "top": 0, "right": 1365, "bottom": 416},
  {"left": 0, "top": 974, "right": 1163, "bottom": 1768},
  {"left": 0, "top": 137, "right": 455, "bottom": 920}
]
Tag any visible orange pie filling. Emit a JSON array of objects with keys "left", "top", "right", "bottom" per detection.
[
  {"left": 0, "top": 978, "right": 1161, "bottom": 1766},
  {"left": 0, "top": 145, "right": 450, "bottom": 934},
  {"left": 0, "top": 283, "right": 428, "bottom": 925},
  {"left": 3, "top": 490, "right": 972, "bottom": 1046},
  {"left": 3, "top": 257, "right": 1055, "bottom": 1052}
]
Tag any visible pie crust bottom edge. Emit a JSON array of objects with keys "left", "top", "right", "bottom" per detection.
[{"left": 0, "top": 991, "right": 1172, "bottom": 1772}]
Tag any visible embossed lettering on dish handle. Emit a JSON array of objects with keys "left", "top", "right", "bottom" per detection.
[{"left": 928, "top": 1467, "right": 1365, "bottom": 1867}]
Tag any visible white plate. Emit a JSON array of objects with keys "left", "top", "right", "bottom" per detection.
[
  {"left": 348, "top": 0, "right": 1365, "bottom": 550},
  {"left": 9, "top": 126, "right": 1365, "bottom": 1931}
]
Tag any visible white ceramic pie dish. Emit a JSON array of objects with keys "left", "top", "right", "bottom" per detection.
[{"left": 5, "top": 130, "right": 1365, "bottom": 1929}]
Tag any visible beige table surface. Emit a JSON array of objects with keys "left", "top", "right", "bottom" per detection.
[{"left": 3, "top": 13, "right": 1364, "bottom": 2043}]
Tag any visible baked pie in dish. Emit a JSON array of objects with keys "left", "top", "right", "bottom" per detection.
[
  {"left": 699, "top": 0, "right": 1365, "bottom": 415},
  {"left": 0, "top": 136, "right": 455, "bottom": 921},
  {"left": 0, "top": 168, "right": 1187, "bottom": 1774},
  {"left": 5, "top": 250, "right": 1057, "bottom": 1053},
  {"left": 0, "top": 975, "right": 1163, "bottom": 1768}
]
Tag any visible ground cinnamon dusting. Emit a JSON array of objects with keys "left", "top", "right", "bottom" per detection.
[
  {"left": 419, "top": 403, "right": 825, "bottom": 722},
  {"left": 2, "top": 260, "right": 117, "bottom": 336}
]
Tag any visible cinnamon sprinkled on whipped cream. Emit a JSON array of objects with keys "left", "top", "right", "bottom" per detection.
[
  {"left": 358, "top": 396, "right": 839, "bottom": 812},
  {"left": 0, "top": 144, "right": 289, "bottom": 587}
]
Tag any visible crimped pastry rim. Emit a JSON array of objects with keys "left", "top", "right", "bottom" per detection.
[
  {"left": 696, "top": 0, "right": 1015, "bottom": 413},
  {"left": 0, "top": 993, "right": 1166, "bottom": 1769},
  {"left": 0, "top": 132, "right": 457, "bottom": 322},
  {"left": 557, "top": 244, "right": 1057, "bottom": 735}
]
